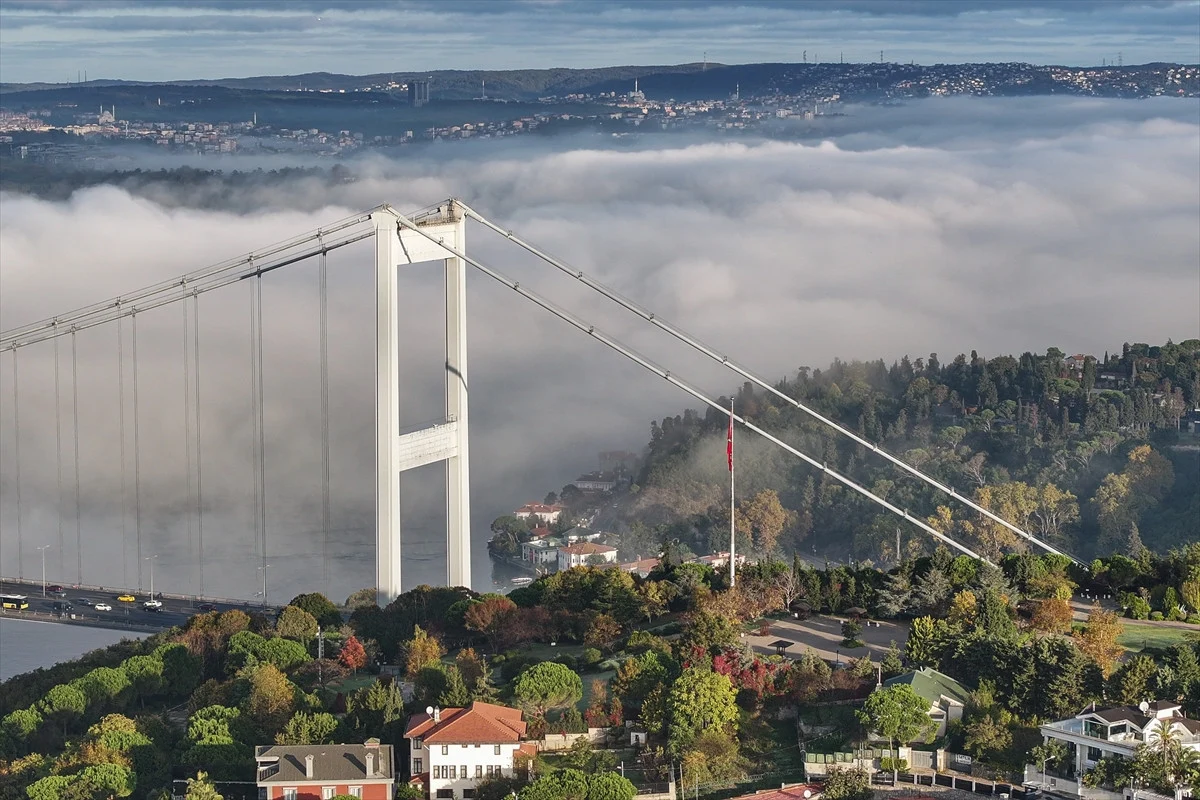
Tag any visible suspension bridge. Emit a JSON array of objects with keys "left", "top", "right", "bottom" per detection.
[{"left": 0, "top": 198, "right": 1082, "bottom": 613}]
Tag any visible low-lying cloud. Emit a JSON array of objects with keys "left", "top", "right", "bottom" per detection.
[{"left": 0, "top": 96, "right": 1197, "bottom": 602}]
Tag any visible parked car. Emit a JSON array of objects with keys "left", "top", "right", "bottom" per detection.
[
  {"left": 94, "top": 603, "right": 112, "bottom": 612},
  {"left": 142, "top": 599, "right": 163, "bottom": 609},
  {"left": 116, "top": 594, "right": 136, "bottom": 602}
]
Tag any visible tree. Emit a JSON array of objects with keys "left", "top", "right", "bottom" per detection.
[
  {"left": 963, "top": 715, "right": 1012, "bottom": 759},
  {"left": 403, "top": 626, "right": 446, "bottom": 679},
  {"left": 74, "top": 666, "right": 132, "bottom": 711},
  {"left": 122, "top": 655, "right": 164, "bottom": 707},
  {"left": 275, "top": 605, "right": 319, "bottom": 642},
  {"left": 735, "top": 490, "right": 792, "bottom": 555},
  {"left": 637, "top": 581, "right": 672, "bottom": 623},
  {"left": 456, "top": 648, "right": 488, "bottom": 688},
  {"left": 857, "top": 684, "right": 934, "bottom": 781},
  {"left": 586, "top": 772, "right": 636, "bottom": 800},
  {"left": 947, "top": 590, "right": 978, "bottom": 627},
  {"left": 1030, "top": 598, "right": 1074, "bottom": 635},
  {"left": 1073, "top": 607, "right": 1125, "bottom": 677},
  {"left": 288, "top": 592, "right": 344, "bottom": 629},
  {"left": 439, "top": 666, "right": 471, "bottom": 707},
  {"left": 1113, "top": 655, "right": 1158, "bottom": 705},
  {"left": 246, "top": 664, "right": 296, "bottom": 734},
  {"left": 821, "top": 766, "right": 871, "bottom": 800},
  {"left": 339, "top": 635, "right": 367, "bottom": 674},
  {"left": 904, "top": 616, "right": 939, "bottom": 667},
  {"left": 275, "top": 711, "right": 338, "bottom": 745},
  {"left": 345, "top": 588, "right": 376, "bottom": 609},
  {"left": 680, "top": 730, "right": 747, "bottom": 784},
  {"left": 40, "top": 684, "right": 86, "bottom": 736},
  {"left": 666, "top": 668, "right": 739, "bottom": 754},
  {"left": 678, "top": 611, "right": 738, "bottom": 655},
  {"left": 184, "top": 773, "right": 223, "bottom": 800},
  {"left": 584, "top": 614, "right": 622, "bottom": 654},
  {"left": 464, "top": 596, "right": 518, "bottom": 652},
  {"left": 513, "top": 662, "right": 583, "bottom": 718}
]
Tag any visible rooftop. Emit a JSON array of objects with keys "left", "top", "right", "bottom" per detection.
[
  {"left": 255, "top": 742, "right": 394, "bottom": 783},
  {"left": 729, "top": 784, "right": 822, "bottom": 800},
  {"left": 404, "top": 701, "right": 527, "bottom": 744},
  {"left": 883, "top": 667, "right": 969, "bottom": 707},
  {"left": 560, "top": 542, "right": 617, "bottom": 555}
]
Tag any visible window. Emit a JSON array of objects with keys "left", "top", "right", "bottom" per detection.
[
  {"left": 475, "top": 766, "right": 483, "bottom": 778},
  {"left": 462, "top": 744, "right": 469, "bottom": 749},
  {"left": 474, "top": 744, "right": 481, "bottom": 748},
  {"left": 413, "top": 759, "right": 423, "bottom": 775},
  {"left": 322, "top": 789, "right": 335, "bottom": 800},
  {"left": 436, "top": 791, "right": 454, "bottom": 799},
  {"left": 348, "top": 788, "right": 362, "bottom": 799},
  {"left": 461, "top": 765, "right": 467, "bottom": 780},
  {"left": 486, "top": 766, "right": 494, "bottom": 778},
  {"left": 442, "top": 745, "right": 449, "bottom": 755},
  {"left": 494, "top": 745, "right": 501, "bottom": 755},
  {"left": 464, "top": 791, "right": 477, "bottom": 798},
  {"left": 414, "top": 739, "right": 422, "bottom": 750},
  {"left": 449, "top": 766, "right": 457, "bottom": 779},
  {"left": 1087, "top": 747, "right": 1103, "bottom": 763},
  {"left": 283, "top": 790, "right": 297, "bottom": 800}
]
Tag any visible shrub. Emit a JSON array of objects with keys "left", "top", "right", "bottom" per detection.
[
  {"left": 1186, "top": 615, "right": 1200, "bottom": 625},
  {"left": 581, "top": 648, "right": 602, "bottom": 667},
  {"left": 554, "top": 654, "right": 578, "bottom": 670},
  {"left": 1150, "top": 611, "right": 1164, "bottom": 621},
  {"left": 879, "top": 757, "right": 909, "bottom": 773}
]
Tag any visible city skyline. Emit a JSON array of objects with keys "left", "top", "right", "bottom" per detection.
[{"left": 0, "top": 0, "right": 1198, "bottom": 85}]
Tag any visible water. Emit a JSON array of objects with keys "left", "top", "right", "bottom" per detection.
[{"left": 0, "top": 618, "right": 148, "bottom": 682}]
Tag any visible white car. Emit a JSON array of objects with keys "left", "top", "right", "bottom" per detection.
[
  {"left": 94, "top": 603, "right": 112, "bottom": 611},
  {"left": 142, "top": 599, "right": 163, "bottom": 609}
]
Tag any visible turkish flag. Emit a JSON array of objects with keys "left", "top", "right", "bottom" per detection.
[{"left": 727, "top": 412, "right": 734, "bottom": 472}]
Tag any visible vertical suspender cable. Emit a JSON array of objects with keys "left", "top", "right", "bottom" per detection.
[
  {"left": 249, "top": 280, "right": 260, "bottom": 566},
  {"left": 132, "top": 312, "right": 143, "bottom": 591},
  {"left": 256, "top": 274, "right": 268, "bottom": 576},
  {"left": 118, "top": 312, "right": 128, "bottom": 589},
  {"left": 54, "top": 331, "right": 64, "bottom": 578},
  {"left": 319, "top": 251, "right": 331, "bottom": 592},
  {"left": 183, "top": 297, "right": 194, "bottom": 592},
  {"left": 193, "top": 293, "right": 204, "bottom": 598},
  {"left": 11, "top": 349, "right": 23, "bottom": 580},
  {"left": 71, "top": 330, "right": 82, "bottom": 585}
]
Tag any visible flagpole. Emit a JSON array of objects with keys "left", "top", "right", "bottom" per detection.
[{"left": 729, "top": 392, "right": 736, "bottom": 589}]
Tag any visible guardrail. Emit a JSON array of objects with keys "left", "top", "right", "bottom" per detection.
[
  {"left": 0, "top": 576, "right": 281, "bottom": 612},
  {"left": 0, "top": 607, "right": 165, "bottom": 634}
]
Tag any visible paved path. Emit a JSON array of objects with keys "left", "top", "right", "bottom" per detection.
[{"left": 743, "top": 614, "right": 910, "bottom": 665}]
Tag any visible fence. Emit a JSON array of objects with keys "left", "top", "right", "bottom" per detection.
[
  {"left": 538, "top": 728, "right": 610, "bottom": 751},
  {"left": 680, "top": 770, "right": 809, "bottom": 800}
]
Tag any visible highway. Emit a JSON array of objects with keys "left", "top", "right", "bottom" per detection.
[{"left": 0, "top": 578, "right": 278, "bottom": 632}]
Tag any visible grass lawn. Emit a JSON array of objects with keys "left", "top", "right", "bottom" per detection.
[
  {"left": 1118, "top": 622, "right": 1197, "bottom": 652},
  {"left": 326, "top": 673, "right": 377, "bottom": 694},
  {"left": 577, "top": 670, "right": 615, "bottom": 711}
]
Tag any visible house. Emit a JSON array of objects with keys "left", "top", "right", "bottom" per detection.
[
  {"left": 881, "top": 667, "right": 969, "bottom": 738},
  {"left": 513, "top": 503, "right": 564, "bottom": 524},
  {"left": 561, "top": 526, "right": 602, "bottom": 544},
  {"left": 570, "top": 472, "right": 617, "bottom": 492},
  {"left": 727, "top": 784, "right": 822, "bottom": 800},
  {"left": 404, "top": 702, "right": 537, "bottom": 800},
  {"left": 254, "top": 740, "right": 395, "bottom": 800},
  {"left": 691, "top": 552, "right": 747, "bottom": 570},
  {"left": 557, "top": 542, "right": 618, "bottom": 571},
  {"left": 519, "top": 538, "right": 561, "bottom": 570},
  {"left": 620, "top": 557, "right": 661, "bottom": 577},
  {"left": 1035, "top": 700, "right": 1200, "bottom": 778}
]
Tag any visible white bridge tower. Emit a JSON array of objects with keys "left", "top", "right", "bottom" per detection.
[{"left": 372, "top": 202, "right": 471, "bottom": 604}]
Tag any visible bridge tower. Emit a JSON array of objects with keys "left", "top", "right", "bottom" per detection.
[{"left": 371, "top": 202, "right": 471, "bottom": 605}]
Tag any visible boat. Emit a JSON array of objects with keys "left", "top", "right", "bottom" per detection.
[{"left": 510, "top": 576, "right": 534, "bottom": 585}]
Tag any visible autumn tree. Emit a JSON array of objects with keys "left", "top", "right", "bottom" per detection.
[
  {"left": 735, "top": 490, "right": 793, "bottom": 555},
  {"left": 456, "top": 648, "right": 488, "bottom": 687},
  {"left": 666, "top": 668, "right": 738, "bottom": 754},
  {"left": 275, "top": 605, "right": 319, "bottom": 643},
  {"left": 246, "top": 664, "right": 296, "bottom": 734},
  {"left": 1073, "top": 607, "right": 1125, "bottom": 677},
  {"left": 584, "top": 614, "right": 622, "bottom": 654},
  {"left": 403, "top": 625, "right": 446, "bottom": 679},
  {"left": 339, "top": 635, "right": 367, "bottom": 674},
  {"left": 464, "top": 595, "right": 518, "bottom": 652},
  {"left": 1031, "top": 598, "right": 1074, "bottom": 635}
]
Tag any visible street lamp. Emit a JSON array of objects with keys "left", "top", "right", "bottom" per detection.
[
  {"left": 257, "top": 564, "right": 270, "bottom": 607},
  {"left": 37, "top": 545, "right": 52, "bottom": 597},
  {"left": 144, "top": 555, "right": 158, "bottom": 599}
]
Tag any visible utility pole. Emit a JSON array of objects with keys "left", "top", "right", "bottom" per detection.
[
  {"left": 257, "top": 564, "right": 270, "bottom": 607},
  {"left": 38, "top": 545, "right": 51, "bottom": 596},
  {"left": 317, "top": 626, "right": 325, "bottom": 686},
  {"left": 728, "top": 391, "right": 736, "bottom": 588},
  {"left": 144, "top": 554, "right": 157, "bottom": 598}
]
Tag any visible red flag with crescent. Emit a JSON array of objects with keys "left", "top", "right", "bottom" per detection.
[{"left": 727, "top": 412, "right": 734, "bottom": 472}]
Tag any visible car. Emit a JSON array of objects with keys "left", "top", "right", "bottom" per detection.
[
  {"left": 144, "top": 605, "right": 163, "bottom": 613},
  {"left": 198, "top": 603, "right": 216, "bottom": 612},
  {"left": 47, "top": 584, "right": 64, "bottom": 593},
  {"left": 116, "top": 594, "right": 136, "bottom": 602},
  {"left": 94, "top": 603, "right": 112, "bottom": 612},
  {"left": 142, "top": 599, "right": 163, "bottom": 608},
  {"left": 51, "top": 601, "right": 73, "bottom": 613},
  {"left": 50, "top": 589, "right": 68, "bottom": 598},
  {"left": 75, "top": 597, "right": 94, "bottom": 606}
]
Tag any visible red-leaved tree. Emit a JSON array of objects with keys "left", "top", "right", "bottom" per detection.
[{"left": 339, "top": 635, "right": 367, "bottom": 674}]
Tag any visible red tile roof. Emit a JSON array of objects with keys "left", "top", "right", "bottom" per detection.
[
  {"left": 560, "top": 542, "right": 616, "bottom": 556},
  {"left": 403, "top": 701, "right": 527, "bottom": 744},
  {"left": 516, "top": 503, "right": 563, "bottom": 515},
  {"left": 729, "top": 785, "right": 822, "bottom": 800},
  {"left": 530, "top": 526, "right": 553, "bottom": 539}
]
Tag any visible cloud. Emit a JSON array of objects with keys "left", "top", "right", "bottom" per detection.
[
  {"left": 0, "top": 96, "right": 1197, "bottom": 601},
  {"left": 1, "top": 1, "right": 1197, "bottom": 83}
]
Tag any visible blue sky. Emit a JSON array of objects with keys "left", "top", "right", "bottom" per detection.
[{"left": 0, "top": 0, "right": 1197, "bottom": 83}]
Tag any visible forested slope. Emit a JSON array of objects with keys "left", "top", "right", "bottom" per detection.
[{"left": 629, "top": 341, "right": 1200, "bottom": 563}]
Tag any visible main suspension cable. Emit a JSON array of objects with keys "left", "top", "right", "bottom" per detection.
[
  {"left": 460, "top": 203, "right": 1081, "bottom": 566},
  {"left": 71, "top": 330, "right": 82, "bottom": 585},
  {"left": 391, "top": 211, "right": 994, "bottom": 566}
]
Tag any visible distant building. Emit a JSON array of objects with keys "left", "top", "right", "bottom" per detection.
[
  {"left": 520, "top": 538, "right": 561, "bottom": 569},
  {"left": 409, "top": 80, "right": 430, "bottom": 107},
  {"left": 570, "top": 472, "right": 617, "bottom": 492},
  {"left": 404, "top": 702, "right": 536, "bottom": 800},
  {"left": 620, "top": 557, "right": 660, "bottom": 577},
  {"left": 513, "top": 503, "right": 564, "bottom": 524},
  {"left": 254, "top": 740, "right": 395, "bottom": 800},
  {"left": 557, "top": 541, "right": 618, "bottom": 571},
  {"left": 691, "top": 552, "right": 746, "bottom": 569},
  {"left": 881, "top": 667, "right": 969, "bottom": 738}
]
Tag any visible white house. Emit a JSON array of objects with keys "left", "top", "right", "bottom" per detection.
[
  {"left": 570, "top": 472, "right": 617, "bottom": 492},
  {"left": 403, "top": 702, "right": 536, "bottom": 800},
  {"left": 557, "top": 542, "right": 618, "bottom": 571},
  {"left": 519, "top": 538, "right": 561, "bottom": 570},
  {"left": 512, "top": 503, "right": 563, "bottom": 524},
  {"left": 1036, "top": 700, "right": 1200, "bottom": 779}
]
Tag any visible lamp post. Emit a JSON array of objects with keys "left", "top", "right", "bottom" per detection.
[
  {"left": 257, "top": 564, "right": 270, "bottom": 607},
  {"left": 37, "top": 545, "right": 52, "bottom": 597},
  {"left": 144, "top": 555, "right": 157, "bottom": 599}
]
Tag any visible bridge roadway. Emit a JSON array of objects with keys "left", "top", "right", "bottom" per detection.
[{"left": 0, "top": 578, "right": 280, "bottom": 634}]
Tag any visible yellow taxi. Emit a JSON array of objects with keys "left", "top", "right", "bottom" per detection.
[{"left": 116, "top": 594, "right": 136, "bottom": 602}]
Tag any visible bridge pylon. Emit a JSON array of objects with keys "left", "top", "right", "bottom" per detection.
[{"left": 372, "top": 202, "right": 471, "bottom": 605}]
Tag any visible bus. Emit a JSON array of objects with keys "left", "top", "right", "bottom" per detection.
[{"left": 0, "top": 594, "right": 30, "bottom": 611}]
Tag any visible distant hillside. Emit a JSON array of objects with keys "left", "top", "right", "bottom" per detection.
[{"left": 622, "top": 341, "right": 1199, "bottom": 565}]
